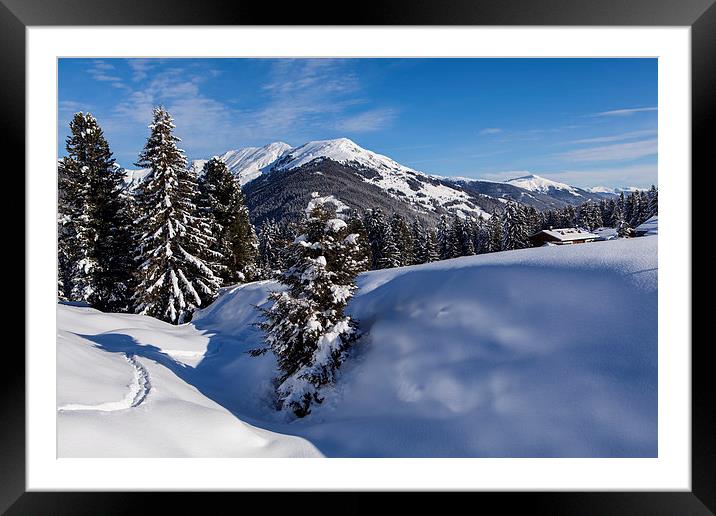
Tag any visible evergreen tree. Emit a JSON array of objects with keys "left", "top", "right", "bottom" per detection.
[
  {"left": 364, "top": 209, "right": 401, "bottom": 269},
  {"left": 258, "top": 219, "right": 282, "bottom": 274},
  {"left": 132, "top": 106, "right": 221, "bottom": 324},
  {"left": 345, "top": 213, "right": 371, "bottom": 273},
  {"left": 473, "top": 216, "right": 489, "bottom": 254},
  {"left": 487, "top": 211, "right": 503, "bottom": 253},
  {"left": 452, "top": 215, "right": 475, "bottom": 257},
  {"left": 562, "top": 204, "right": 577, "bottom": 227},
  {"left": 411, "top": 217, "right": 431, "bottom": 264},
  {"left": 389, "top": 213, "right": 414, "bottom": 266},
  {"left": 647, "top": 185, "right": 658, "bottom": 218},
  {"left": 501, "top": 201, "right": 529, "bottom": 251},
  {"left": 57, "top": 112, "right": 134, "bottom": 311},
  {"left": 424, "top": 228, "right": 441, "bottom": 262},
  {"left": 437, "top": 214, "right": 459, "bottom": 259},
  {"left": 256, "top": 193, "right": 366, "bottom": 417},
  {"left": 376, "top": 222, "right": 402, "bottom": 269},
  {"left": 197, "top": 157, "right": 258, "bottom": 284}
]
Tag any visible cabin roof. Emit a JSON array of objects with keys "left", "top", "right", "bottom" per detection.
[
  {"left": 531, "top": 228, "right": 599, "bottom": 242},
  {"left": 635, "top": 216, "right": 658, "bottom": 235}
]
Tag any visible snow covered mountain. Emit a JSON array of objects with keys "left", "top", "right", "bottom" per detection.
[
  {"left": 587, "top": 185, "right": 644, "bottom": 194},
  {"left": 235, "top": 138, "right": 517, "bottom": 224},
  {"left": 58, "top": 235, "right": 657, "bottom": 458},
  {"left": 506, "top": 174, "right": 583, "bottom": 197},
  {"left": 190, "top": 141, "right": 291, "bottom": 186}
]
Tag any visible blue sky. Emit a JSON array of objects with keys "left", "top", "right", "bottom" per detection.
[{"left": 58, "top": 58, "right": 657, "bottom": 188}]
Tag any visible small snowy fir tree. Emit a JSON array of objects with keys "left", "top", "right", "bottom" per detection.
[
  {"left": 57, "top": 112, "right": 134, "bottom": 311},
  {"left": 257, "top": 193, "right": 366, "bottom": 417},
  {"left": 197, "top": 157, "right": 259, "bottom": 285},
  {"left": 133, "top": 106, "right": 221, "bottom": 324}
]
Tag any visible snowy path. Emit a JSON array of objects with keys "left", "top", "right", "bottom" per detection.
[{"left": 58, "top": 353, "right": 150, "bottom": 412}]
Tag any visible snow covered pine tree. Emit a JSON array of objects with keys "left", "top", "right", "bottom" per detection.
[
  {"left": 57, "top": 112, "right": 134, "bottom": 311},
  {"left": 133, "top": 106, "right": 221, "bottom": 324},
  {"left": 197, "top": 157, "right": 259, "bottom": 284},
  {"left": 501, "top": 201, "right": 529, "bottom": 251},
  {"left": 257, "top": 193, "right": 367, "bottom": 417}
]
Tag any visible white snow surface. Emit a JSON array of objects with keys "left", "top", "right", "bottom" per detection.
[
  {"left": 58, "top": 236, "right": 657, "bottom": 458},
  {"left": 506, "top": 174, "right": 582, "bottom": 196},
  {"left": 57, "top": 304, "right": 321, "bottom": 457}
]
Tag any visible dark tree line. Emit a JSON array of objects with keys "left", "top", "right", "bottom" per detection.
[
  {"left": 255, "top": 187, "right": 658, "bottom": 272},
  {"left": 58, "top": 108, "right": 259, "bottom": 324}
]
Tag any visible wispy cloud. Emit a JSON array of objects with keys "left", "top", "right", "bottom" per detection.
[
  {"left": 479, "top": 127, "right": 502, "bottom": 135},
  {"left": 58, "top": 100, "right": 90, "bottom": 114},
  {"left": 557, "top": 139, "right": 657, "bottom": 162},
  {"left": 87, "top": 60, "right": 126, "bottom": 89},
  {"left": 594, "top": 106, "right": 657, "bottom": 117},
  {"left": 569, "top": 129, "right": 657, "bottom": 145},
  {"left": 96, "top": 59, "right": 397, "bottom": 159},
  {"left": 336, "top": 108, "right": 396, "bottom": 132}
]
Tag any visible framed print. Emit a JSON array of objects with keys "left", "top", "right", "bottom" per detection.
[{"left": 4, "top": 0, "right": 713, "bottom": 513}]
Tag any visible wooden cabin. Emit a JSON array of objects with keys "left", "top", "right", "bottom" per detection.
[{"left": 529, "top": 227, "right": 599, "bottom": 247}]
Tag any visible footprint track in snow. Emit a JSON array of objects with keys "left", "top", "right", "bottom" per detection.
[{"left": 58, "top": 353, "right": 151, "bottom": 412}]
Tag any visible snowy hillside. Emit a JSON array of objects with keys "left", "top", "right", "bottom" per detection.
[{"left": 58, "top": 236, "right": 657, "bottom": 457}]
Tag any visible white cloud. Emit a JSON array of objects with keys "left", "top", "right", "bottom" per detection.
[
  {"left": 87, "top": 60, "right": 125, "bottom": 86},
  {"left": 594, "top": 106, "right": 657, "bottom": 117},
  {"left": 569, "top": 129, "right": 657, "bottom": 145},
  {"left": 557, "top": 139, "right": 657, "bottom": 162},
  {"left": 479, "top": 128, "right": 502, "bottom": 135},
  {"left": 58, "top": 100, "right": 90, "bottom": 114},
  {"left": 335, "top": 108, "right": 396, "bottom": 132}
]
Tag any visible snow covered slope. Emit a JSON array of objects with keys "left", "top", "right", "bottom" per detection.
[
  {"left": 59, "top": 236, "right": 657, "bottom": 457},
  {"left": 57, "top": 305, "right": 321, "bottom": 457}
]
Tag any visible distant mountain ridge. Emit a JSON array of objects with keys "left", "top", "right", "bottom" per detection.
[{"left": 121, "top": 138, "right": 625, "bottom": 224}]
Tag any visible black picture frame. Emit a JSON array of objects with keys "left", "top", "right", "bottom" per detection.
[{"left": 3, "top": 0, "right": 711, "bottom": 513}]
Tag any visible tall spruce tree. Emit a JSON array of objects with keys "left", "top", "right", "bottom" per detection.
[
  {"left": 57, "top": 112, "right": 134, "bottom": 311},
  {"left": 133, "top": 106, "right": 221, "bottom": 324},
  {"left": 389, "top": 213, "right": 413, "bottom": 266},
  {"left": 501, "top": 201, "right": 529, "bottom": 251},
  {"left": 256, "top": 194, "right": 366, "bottom": 417},
  {"left": 197, "top": 157, "right": 259, "bottom": 284},
  {"left": 424, "top": 228, "right": 441, "bottom": 262},
  {"left": 487, "top": 211, "right": 503, "bottom": 253}
]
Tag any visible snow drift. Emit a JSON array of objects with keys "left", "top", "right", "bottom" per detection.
[{"left": 58, "top": 236, "right": 657, "bottom": 457}]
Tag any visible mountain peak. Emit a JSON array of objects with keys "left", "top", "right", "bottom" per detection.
[
  {"left": 506, "top": 174, "right": 582, "bottom": 197},
  {"left": 275, "top": 137, "right": 412, "bottom": 174}
]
